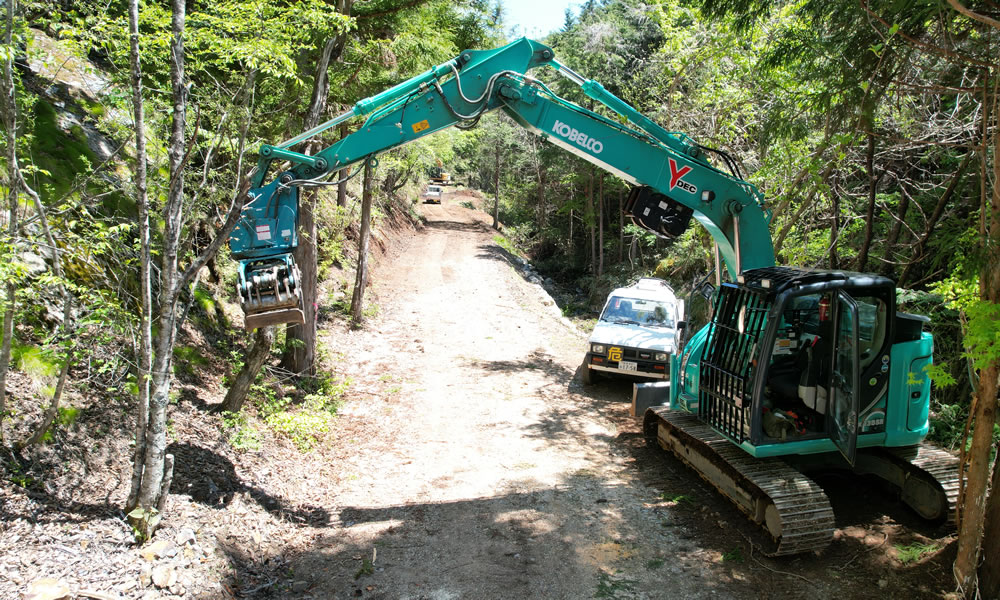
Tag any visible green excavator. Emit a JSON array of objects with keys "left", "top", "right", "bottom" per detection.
[{"left": 228, "top": 37, "right": 958, "bottom": 555}]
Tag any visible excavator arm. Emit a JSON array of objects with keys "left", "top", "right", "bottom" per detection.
[{"left": 230, "top": 37, "right": 774, "bottom": 329}]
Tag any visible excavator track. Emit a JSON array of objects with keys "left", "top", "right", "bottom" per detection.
[
  {"left": 877, "top": 444, "right": 960, "bottom": 523},
  {"left": 646, "top": 407, "right": 835, "bottom": 556}
]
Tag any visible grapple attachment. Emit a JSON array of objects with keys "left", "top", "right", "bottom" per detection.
[
  {"left": 625, "top": 185, "right": 694, "bottom": 239},
  {"left": 230, "top": 177, "right": 304, "bottom": 330},
  {"left": 237, "top": 253, "right": 305, "bottom": 330}
]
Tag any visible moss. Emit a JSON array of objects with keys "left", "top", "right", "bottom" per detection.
[
  {"left": 29, "top": 99, "right": 132, "bottom": 217},
  {"left": 30, "top": 100, "right": 94, "bottom": 200}
]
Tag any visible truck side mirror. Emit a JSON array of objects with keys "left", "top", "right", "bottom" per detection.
[
  {"left": 677, "top": 320, "right": 687, "bottom": 331},
  {"left": 699, "top": 282, "right": 716, "bottom": 300}
]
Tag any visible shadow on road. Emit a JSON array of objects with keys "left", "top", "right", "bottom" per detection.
[
  {"left": 218, "top": 478, "right": 747, "bottom": 599},
  {"left": 423, "top": 220, "right": 488, "bottom": 233}
]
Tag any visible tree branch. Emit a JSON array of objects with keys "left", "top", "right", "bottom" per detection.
[
  {"left": 355, "top": 0, "right": 426, "bottom": 20},
  {"left": 946, "top": 0, "right": 1000, "bottom": 31}
]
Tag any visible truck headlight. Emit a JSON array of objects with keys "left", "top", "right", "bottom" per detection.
[
  {"left": 655, "top": 352, "right": 668, "bottom": 362},
  {"left": 591, "top": 344, "right": 605, "bottom": 354}
]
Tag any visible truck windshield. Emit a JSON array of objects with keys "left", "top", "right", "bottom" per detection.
[{"left": 601, "top": 296, "right": 675, "bottom": 328}]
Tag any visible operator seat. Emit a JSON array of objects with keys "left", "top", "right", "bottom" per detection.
[{"left": 798, "top": 331, "right": 831, "bottom": 415}]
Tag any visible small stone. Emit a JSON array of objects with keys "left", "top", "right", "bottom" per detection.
[
  {"left": 23, "top": 578, "right": 71, "bottom": 600},
  {"left": 878, "top": 579, "right": 888, "bottom": 589},
  {"left": 151, "top": 565, "right": 177, "bottom": 589},
  {"left": 175, "top": 528, "right": 196, "bottom": 546},
  {"left": 139, "top": 565, "right": 153, "bottom": 588},
  {"left": 291, "top": 580, "right": 310, "bottom": 593},
  {"left": 141, "top": 540, "right": 170, "bottom": 562}
]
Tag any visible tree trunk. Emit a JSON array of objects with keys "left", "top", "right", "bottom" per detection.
[
  {"left": 881, "top": 184, "right": 912, "bottom": 278},
  {"left": 338, "top": 122, "right": 349, "bottom": 207},
  {"left": 975, "top": 77, "right": 1000, "bottom": 597},
  {"left": 126, "top": 0, "right": 152, "bottom": 507},
  {"left": 14, "top": 180, "right": 74, "bottom": 449},
  {"left": 492, "top": 141, "right": 500, "bottom": 230},
  {"left": 0, "top": 0, "right": 19, "bottom": 446},
  {"left": 283, "top": 193, "right": 317, "bottom": 375},
  {"left": 282, "top": 35, "right": 343, "bottom": 377},
  {"left": 618, "top": 188, "right": 624, "bottom": 263},
  {"left": 587, "top": 168, "right": 595, "bottom": 274},
  {"left": 829, "top": 177, "right": 839, "bottom": 269},
  {"left": 954, "top": 75, "right": 999, "bottom": 596},
  {"left": 855, "top": 132, "right": 878, "bottom": 272},
  {"left": 21, "top": 348, "right": 72, "bottom": 447},
  {"left": 568, "top": 208, "right": 573, "bottom": 245},
  {"left": 597, "top": 173, "right": 604, "bottom": 278},
  {"left": 220, "top": 326, "right": 275, "bottom": 413},
  {"left": 536, "top": 165, "right": 546, "bottom": 229},
  {"left": 129, "top": 0, "right": 188, "bottom": 538},
  {"left": 980, "top": 441, "right": 1000, "bottom": 598},
  {"left": 351, "top": 159, "right": 374, "bottom": 326}
]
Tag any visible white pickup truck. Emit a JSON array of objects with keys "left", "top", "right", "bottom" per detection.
[
  {"left": 581, "top": 277, "right": 684, "bottom": 384},
  {"left": 420, "top": 184, "right": 443, "bottom": 204}
]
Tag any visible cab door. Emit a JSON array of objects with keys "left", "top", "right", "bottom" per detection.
[{"left": 829, "top": 291, "right": 861, "bottom": 465}]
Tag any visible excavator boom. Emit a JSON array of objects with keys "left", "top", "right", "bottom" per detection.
[{"left": 229, "top": 37, "right": 772, "bottom": 330}]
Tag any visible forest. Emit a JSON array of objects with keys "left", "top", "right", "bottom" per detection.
[{"left": 0, "top": 0, "right": 998, "bottom": 598}]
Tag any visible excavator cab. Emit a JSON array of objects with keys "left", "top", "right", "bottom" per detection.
[{"left": 696, "top": 267, "right": 897, "bottom": 465}]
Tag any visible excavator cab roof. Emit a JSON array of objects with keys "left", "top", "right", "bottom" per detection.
[{"left": 734, "top": 266, "right": 895, "bottom": 297}]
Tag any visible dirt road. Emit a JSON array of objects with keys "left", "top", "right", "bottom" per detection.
[{"left": 294, "top": 192, "right": 753, "bottom": 599}]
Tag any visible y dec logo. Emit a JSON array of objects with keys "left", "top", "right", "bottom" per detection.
[{"left": 668, "top": 159, "right": 697, "bottom": 195}]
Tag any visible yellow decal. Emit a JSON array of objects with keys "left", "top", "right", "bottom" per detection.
[
  {"left": 609, "top": 347, "right": 623, "bottom": 362},
  {"left": 412, "top": 119, "right": 430, "bottom": 134}
]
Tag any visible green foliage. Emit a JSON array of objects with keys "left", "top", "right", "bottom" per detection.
[
  {"left": 173, "top": 345, "right": 208, "bottom": 377},
  {"left": 894, "top": 543, "right": 938, "bottom": 564},
  {"left": 12, "top": 341, "right": 60, "bottom": 379},
  {"left": 221, "top": 410, "right": 262, "bottom": 452},
  {"left": 265, "top": 409, "right": 330, "bottom": 452},
  {"left": 248, "top": 371, "right": 348, "bottom": 452},
  {"left": 644, "top": 558, "right": 665, "bottom": 570},
  {"left": 594, "top": 572, "right": 637, "bottom": 599},
  {"left": 354, "top": 557, "right": 375, "bottom": 579},
  {"left": 126, "top": 506, "right": 162, "bottom": 542},
  {"left": 492, "top": 234, "right": 523, "bottom": 258},
  {"left": 56, "top": 406, "right": 81, "bottom": 427},
  {"left": 721, "top": 547, "right": 743, "bottom": 562},
  {"left": 661, "top": 493, "right": 694, "bottom": 506}
]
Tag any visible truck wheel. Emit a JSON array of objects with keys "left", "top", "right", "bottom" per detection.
[{"left": 581, "top": 362, "right": 600, "bottom": 385}]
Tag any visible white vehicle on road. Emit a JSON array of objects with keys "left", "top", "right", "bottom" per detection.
[
  {"left": 421, "top": 184, "right": 443, "bottom": 204},
  {"left": 581, "top": 278, "right": 684, "bottom": 384}
]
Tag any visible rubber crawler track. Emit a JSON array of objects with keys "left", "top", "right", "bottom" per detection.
[
  {"left": 649, "top": 407, "right": 835, "bottom": 556},
  {"left": 881, "top": 444, "right": 961, "bottom": 523},
  {"left": 648, "top": 407, "right": 962, "bottom": 556}
]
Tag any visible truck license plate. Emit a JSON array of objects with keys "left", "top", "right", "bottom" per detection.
[{"left": 618, "top": 360, "right": 637, "bottom": 372}]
